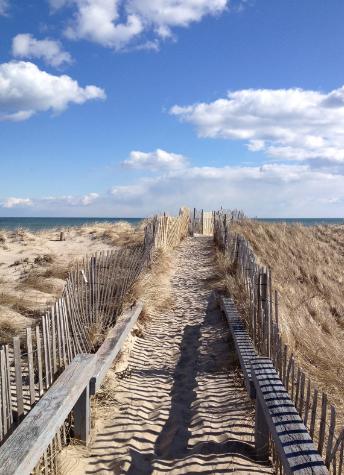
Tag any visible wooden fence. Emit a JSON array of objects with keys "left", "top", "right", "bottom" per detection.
[
  {"left": 0, "top": 208, "right": 190, "bottom": 473},
  {"left": 191, "top": 209, "right": 214, "bottom": 236},
  {"left": 214, "top": 210, "right": 344, "bottom": 474}
]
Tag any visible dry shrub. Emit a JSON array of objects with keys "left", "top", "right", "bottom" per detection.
[
  {"left": 11, "top": 227, "right": 35, "bottom": 242},
  {"left": 80, "top": 221, "right": 144, "bottom": 247},
  {"left": 130, "top": 248, "right": 174, "bottom": 319},
  {"left": 0, "top": 231, "right": 6, "bottom": 244},
  {"left": 224, "top": 220, "right": 344, "bottom": 419},
  {"left": 20, "top": 273, "right": 65, "bottom": 296},
  {"left": 0, "top": 305, "right": 33, "bottom": 342}
]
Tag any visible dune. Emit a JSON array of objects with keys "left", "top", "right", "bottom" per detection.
[{"left": 0, "top": 222, "right": 144, "bottom": 342}]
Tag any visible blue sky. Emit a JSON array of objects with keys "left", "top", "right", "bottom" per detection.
[{"left": 1, "top": 0, "right": 344, "bottom": 217}]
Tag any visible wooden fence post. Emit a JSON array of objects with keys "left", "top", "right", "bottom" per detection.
[
  {"left": 73, "top": 385, "right": 90, "bottom": 445},
  {"left": 255, "top": 399, "right": 270, "bottom": 461}
]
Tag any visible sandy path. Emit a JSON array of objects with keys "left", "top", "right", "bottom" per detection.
[{"left": 62, "top": 237, "right": 273, "bottom": 474}]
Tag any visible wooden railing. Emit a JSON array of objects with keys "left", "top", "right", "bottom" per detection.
[{"left": 214, "top": 210, "right": 344, "bottom": 474}]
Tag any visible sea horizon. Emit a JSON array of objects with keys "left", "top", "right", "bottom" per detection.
[{"left": 1, "top": 216, "right": 344, "bottom": 231}]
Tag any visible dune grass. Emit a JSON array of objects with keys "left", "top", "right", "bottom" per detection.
[
  {"left": 0, "top": 221, "right": 145, "bottom": 341},
  {"left": 220, "top": 220, "right": 344, "bottom": 420}
]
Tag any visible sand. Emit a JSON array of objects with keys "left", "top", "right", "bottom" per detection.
[
  {"left": 59, "top": 237, "right": 274, "bottom": 474},
  {"left": 0, "top": 225, "right": 126, "bottom": 340}
]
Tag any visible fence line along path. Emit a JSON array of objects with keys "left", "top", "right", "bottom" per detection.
[{"left": 59, "top": 236, "right": 274, "bottom": 475}]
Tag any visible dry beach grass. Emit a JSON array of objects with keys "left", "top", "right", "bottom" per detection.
[{"left": 219, "top": 220, "right": 344, "bottom": 421}]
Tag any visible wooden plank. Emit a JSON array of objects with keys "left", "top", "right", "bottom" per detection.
[
  {"left": 325, "top": 405, "right": 336, "bottom": 468},
  {"left": 299, "top": 371, "right": 306, "bottom": 417},
  {"left": 318, "top": 393, "right": 328, "bottom": 456},
  {"left": 252, "top": 357, "right": 328, "bottom": 475},
  {"left": 51, "top": 307, "right": 57, "bottom": 376},
  {"left": 4, "top": 345, "right": 13, "bottom": 426},
  {"left": 0, "top": 349, "right": 5, "bottom": 440},
  {"left": 90, "top": 301, "right": 143, "bottom": 394},
  {"left": 41, "top": 316, "right": 50, "bottom": 390},
  {"left": 255, "top": 397, "right": 270, "bottom": 460},
  {"left": 35, "top": 326, "right": 44, "bottom": 397},
  {"left": 310, "top": 388, "right": 318, "bottom": 439},
  {"left": 0, "top": 354, "right": 96, "bottom": 475},
  {"left": 13, "top": 337, "right": 24, "bottom": 421},
  {"left": 26, "top": 328, "right": 36, "bottom": 406},
  {"left": 221, "top": 297, "right": 257, "bottom": 399},
  {"left": 304, "top": 378, "right": 311, "bottom": 426},
  {"left": 74, "top": 385, "right": 90, "bottom": 445}
]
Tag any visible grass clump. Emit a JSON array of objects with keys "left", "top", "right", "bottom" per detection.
[{"left": 221, "top": 220, "right": 344, "bottom": 420}]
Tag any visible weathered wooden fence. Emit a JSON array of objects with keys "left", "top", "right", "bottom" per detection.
[
  {"left": 214, "top": 210, "right": 344, "bottom": 474},
  {"left": 0, "top": 208, "right": 190, "bottom": 473}
]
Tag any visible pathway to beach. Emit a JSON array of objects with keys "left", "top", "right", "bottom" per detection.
[{"left": 62, "top": 237, "right": 274, "bottom": 474}]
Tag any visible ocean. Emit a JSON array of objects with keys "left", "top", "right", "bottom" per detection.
[
  {"left": 0, "top": 217, "right": 343, "bottom": 232},
  {"left": 0, "top": 217, "right": 142, "bottom": 231},
  {"left": 256, "top": 218, "right": 344, "bottom": 226}
]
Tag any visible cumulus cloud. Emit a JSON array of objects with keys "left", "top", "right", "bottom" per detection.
[
  {"left": 1, "top": 193, "right": 100, "bottom": 210},
  {"left": 122, "top": 148, "right": 188, "bottom": 171},
  {"left": 3, "top": 162, "right": 344, "bottom": 216},
  {"left": 12, "top": 34, "right": 73, "bottom": 67},
  {"left": 108, "top": 163, "right": 344, "bottom": 217},
  {"left": 127, "top": 0, "right": 228, "bottom": 37},
  {"left": 0, "top": 61, "right": 105, "bottom": 121},
  {"left": 2, "top": 197, "right": 33, "bottom": 208},
  {"left": 170, "top": 86, "right": 344, "bottom": 164},
  {"left": 49, "top": 0, "right": 229, "bottom": 49}
]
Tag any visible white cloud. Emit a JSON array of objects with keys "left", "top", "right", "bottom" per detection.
[
  {"left": 12, "top": 34, "right": 73, "bottom": 67},
  {"left": 108, "top": 163, "right": 344, "bottom": 217},
  {"left": 0, "top": 0, "right": 8, "bottom": 15},
  {"left": 1, "top": 193, "right": 100, "bottom": 210},
  {"left": 0, "top": 61, "right": 105, "bottom": 121},
  {"left": 122, "top": 148, "right": 188, "bottom": 171},
  {"left": 41, "top": 193, "right": 100, "bottom": 206},
  {"left": 2, "top": 197, "right": 33, "bottom": 208},
  {"left": 4, "top": 163, "right": 344, "bottom": 217},
  {"left": 170, "top": 86, "right": 344, "bottom": 164},
  {"left": 49, "top": 0, "right": 229, "bottom": 49},
  {"left": 127, "top": 0, "right": 228, "bottom": 37}
]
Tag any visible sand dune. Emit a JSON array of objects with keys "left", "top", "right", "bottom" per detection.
[{"left": 0, "top": 222, "right": 142, "bottom": 342}]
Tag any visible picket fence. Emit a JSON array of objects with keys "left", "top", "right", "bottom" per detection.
[{"left": 214, "top": 210, "right": 344, "bottom": 475}]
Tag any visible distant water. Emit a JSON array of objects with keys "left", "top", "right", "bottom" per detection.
[
  {"left": 0, "top": 217, "right": 142, "bottom": 232},
  {"left": 256, "top": 218, "right": 344, "bottom": 226}
]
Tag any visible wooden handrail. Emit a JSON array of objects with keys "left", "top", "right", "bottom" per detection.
[
  {"left": 0, "top": 354, "right": 96, "bottom": 475},
  {"left": 0, "top": 302, "right": 143, "bottom": 475},
  {"left": 252, "top": 358, "right": 329, "bottom": 474},
  {"left": 90, "top": 301, "right": 143, "bottom": 394}
]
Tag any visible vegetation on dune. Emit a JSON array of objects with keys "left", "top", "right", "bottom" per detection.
[
  {"left": 0, "top": 221, "right": 143, "bottom": 341},
  {"left": 219, "top": 220, "right": 344, "bottom": 420}
]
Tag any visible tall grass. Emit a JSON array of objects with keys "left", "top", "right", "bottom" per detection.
[{"left": 225, "top": 220, "right": 344, "bottom": 420}]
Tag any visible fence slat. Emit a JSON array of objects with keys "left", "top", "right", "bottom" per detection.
[{"left": 13, "top": 337, "right": 24, "bottom": 421}]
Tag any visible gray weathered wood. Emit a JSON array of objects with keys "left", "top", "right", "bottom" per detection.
[
  {"left": 0, "top": 354, "right": 96, "bottom": 475},
  {"left": 74, "top": 385, "right": 90, "bottom": 445},
  {"left": 13, "top": 337, "right": 24, "bottom": 420},
  {"left": 26, "top": 328, "right": 36, "bottom": 406},
  {"left": 221, "top": 297, "right": 257, "bottom": 398},
  {"left": 35, "top": 326, "right": 44, "bottom": 397},
  {"left": 255, "top": 397, "right": 270, "bottom": 460},
  {"left": 90, "top": 301, "right": 143, "bottom": 394},
  {"left": 252, "top": 357, "right": 329, "bottom": 475},
  {"left": 318, "top": 393, "right": 328, "bottom": 456}
]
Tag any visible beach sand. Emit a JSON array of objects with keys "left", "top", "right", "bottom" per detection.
[{"left": 0, "top": 222, "right": 143, "bottom": 341}]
